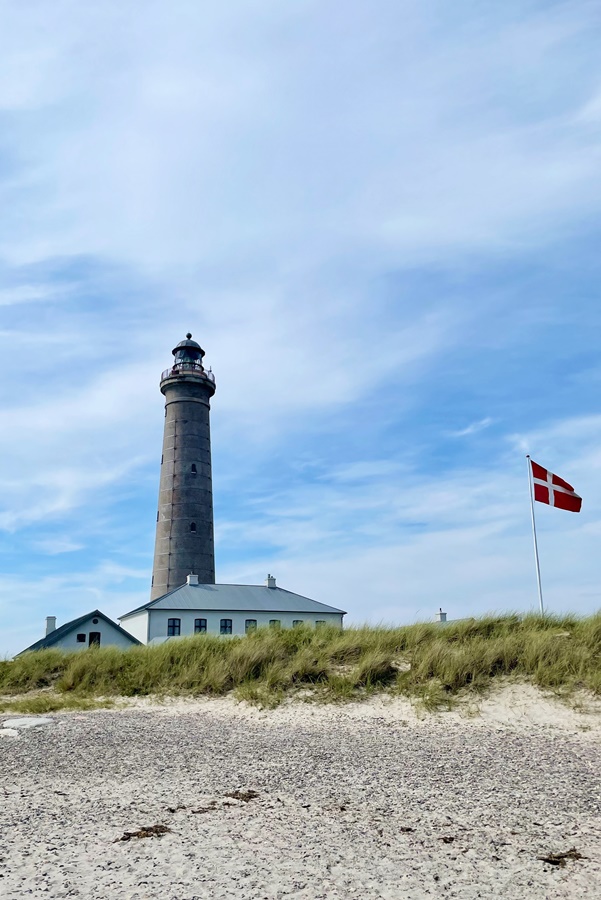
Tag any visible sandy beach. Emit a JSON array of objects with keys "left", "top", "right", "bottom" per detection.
[{"left": 1, "top": 687, "right": 600, "bottom": 899}]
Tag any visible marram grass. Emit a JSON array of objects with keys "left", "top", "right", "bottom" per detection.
[
  {"left": 0, "top": 695, "right": 115, "bottom": 714},
  {"left": 1, "top": 613, "right": 600, "bottom": 711}
]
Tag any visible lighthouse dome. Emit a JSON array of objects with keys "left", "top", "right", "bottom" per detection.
[{"left": 172, "top": 333, "right": 204, "bottom": 363}]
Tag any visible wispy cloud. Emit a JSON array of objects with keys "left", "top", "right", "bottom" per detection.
[
  {"left": 1, "top": 1, "right": 600, "bottom": 655},
  {"left": 32, "top": 537, "right": 85, "bottom": 555},
  {"left": 450, "top": 417, "right": 494, "bottom": 438},
  {"left": 0, "top": 284, "right": 70, "bottom": 306},
  {"left": 217, "top": 413, "right": 601, "bottom": 624},
  {"left": 1, "top": 2, "right": 601, "bottom": 270}
]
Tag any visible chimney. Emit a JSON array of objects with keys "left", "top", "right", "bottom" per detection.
[
  {"left": 435, "top": 608, "right": 447, "bottom": 623},
  {"left": 265, "top": 574, "right": 276, "bottom": 589},
  {"left": 45, "top": 616, "right": 57, "bottom": 636},
  {"left": 187, "top": 574, "right": 199, "bottom": 585}
]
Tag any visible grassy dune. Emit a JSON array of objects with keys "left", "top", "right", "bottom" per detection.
[{"left": 1, "top": 613, "right": 600, "bottom": 711}]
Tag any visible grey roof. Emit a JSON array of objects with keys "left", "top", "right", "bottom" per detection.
[
  {"left": 173, "top": 333, "right": 203, "bottom": 356},
  {"left": 18, "top": 610, "right": 142, "bottom": 654},
  {"left": 120, "top": 583, "right": 346, "bottom": 619},
  {"left": 174, "top": 334, "right": 201, "bottom": 350}
]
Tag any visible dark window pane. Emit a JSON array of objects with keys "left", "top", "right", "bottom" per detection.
[
  {"left": 220, "top": 619, "right": 232, "bottom": 635},
  {"left": 194, "top": 618, "right": 207, "bottom": 633},
  {"left": 76, "top": 633, "right": 86, "bottom": 643},
  {"left": 293, "top": 620, "right": 303, "bottom": 627},
  {"left": 190, "top": 522, "right": 196, "bottom": 533},
  {"left": 245, "top": 619, "right": 257, "bottom": 633},
  {"left": 167, "top": 618, "right": 181, "bottom": 636},
  {"left": 269, "top": 620, "right": 281, "bottom": 629}
]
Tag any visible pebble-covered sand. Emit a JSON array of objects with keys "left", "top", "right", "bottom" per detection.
[{"left": 1, "top": 690, "right": 600, "bottom": 899}]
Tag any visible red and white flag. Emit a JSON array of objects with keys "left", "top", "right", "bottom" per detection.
[{"left": 530, "top": 460, "right": 582, "bottom": 513}]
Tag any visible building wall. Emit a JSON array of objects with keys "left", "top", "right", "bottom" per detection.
[
  {"left": 119, "top": 612, "right": 149, "bottom": 644},
  {"left": 49, "top": 616, "right": 138, "bottom": 651},
  {"left": 150, "top": 374, "right": 216, "bottom": 599},
  {"left": 147, "top": 608, "right": 343, "bottom": 642}
]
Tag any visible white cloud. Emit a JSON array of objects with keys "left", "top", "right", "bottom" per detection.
[
  {"left": 32, "top": 537, "right": 84, "bottom": 555},
  {"left": 217, "top": 412, "right": 601, "bottom": 626},
  {"left": 574, "top": 85, "right": 601, "bottom": 123},
  {"left": 1, "top": 2, "right": 600, "bottom": 655},
  {"left": 450, "top": 417, "right": 494, "bottom": 438},
  {"left": 324, "top": 461, "right": 407, "bottom": 483},
  {"left": 0, "top": 284, "right": 69, "bottom": 306},
  {"left": 0, "top": 355, "right": 159, "bottom": 531},
  {"left": 0, "top": 2, "right": 600, "bottom": 272}
]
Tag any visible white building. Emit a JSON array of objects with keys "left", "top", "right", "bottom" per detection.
[
  {"left": 119, "top": 574, "right": 346, "bottom": 643},
  {"left": 18, "top": 610, "right": 142, "bottom": 655}
]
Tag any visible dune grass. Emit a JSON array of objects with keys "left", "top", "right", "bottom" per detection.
[
  {"left": 1, "top": 612, "right": 600, "bottom": 711},
  {"left": 0, "top": 695, "right": 115, "bottom": 714}
]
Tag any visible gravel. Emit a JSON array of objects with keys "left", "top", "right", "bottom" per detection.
[{"left": 0, "top": 702, "right": 599, "bottom": 899}]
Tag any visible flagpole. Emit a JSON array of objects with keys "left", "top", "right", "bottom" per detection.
[{"left": 526, "top": 454, "right": 544, "bottom": 615}]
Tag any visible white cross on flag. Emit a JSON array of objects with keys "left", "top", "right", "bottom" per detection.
[{"left": 530, "top": 460, "right": 582, "bottom": 513}]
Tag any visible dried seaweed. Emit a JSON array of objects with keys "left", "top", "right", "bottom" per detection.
[
  {"left": 114, "top": 824, "right": 171, "bottom": 842},
  {"left": 538, "top": 848, "right": 586, "bottom": 867},
  {"left": 225, "top": 790, "right": 259, "bottom": 802}
]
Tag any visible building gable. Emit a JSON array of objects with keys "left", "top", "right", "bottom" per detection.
[{"left": 18, "top": 610, "right": 142, "bottom": 655}]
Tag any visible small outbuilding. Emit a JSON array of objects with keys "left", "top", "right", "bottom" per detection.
[
  {"left": 18, "top": 610, "right": 142, "bottom": 655},
  {"left": 119, "top": 574, "right": 346, "bottom": 644}
]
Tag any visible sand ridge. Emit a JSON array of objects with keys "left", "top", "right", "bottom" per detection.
[{"left": 115, "top": 683, "right": 601, "bottom": 734}]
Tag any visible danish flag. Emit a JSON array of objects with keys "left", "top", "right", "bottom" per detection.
[{"left": 530, "top": 460, "right": 582, "bottom": 513}]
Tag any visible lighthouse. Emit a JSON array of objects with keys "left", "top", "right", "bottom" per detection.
[
  {"left": 150, "top": 334, "right": 217, "bottom": 600},
  {"left": 18, "top": 329, "right": 347, "bottom": 655}
]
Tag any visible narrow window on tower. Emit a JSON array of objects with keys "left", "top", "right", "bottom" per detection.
[
  {"left": 190, "top": 522, "right": 197, "bottom": 533},
  {"left": 191, "top": 464, "right": 197, "bottom": 475},
  {"left": 156, "top": 511, "right": 159, "bottom": 522}
]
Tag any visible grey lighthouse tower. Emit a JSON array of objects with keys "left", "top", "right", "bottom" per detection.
[{"left": 150, "top": 334, "right": 217, "bottom": 601}]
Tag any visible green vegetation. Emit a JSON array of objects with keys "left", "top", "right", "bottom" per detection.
[
  {"left": 1, "top": 613, "right": 600, "bottom": 711},
  {"left": 0, "top": 695, "right": 114, "bottom": 714}
]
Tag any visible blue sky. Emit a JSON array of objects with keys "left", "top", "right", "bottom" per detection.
[{"left": 1, "top": 0, "right": 601, "bottom": 656}]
